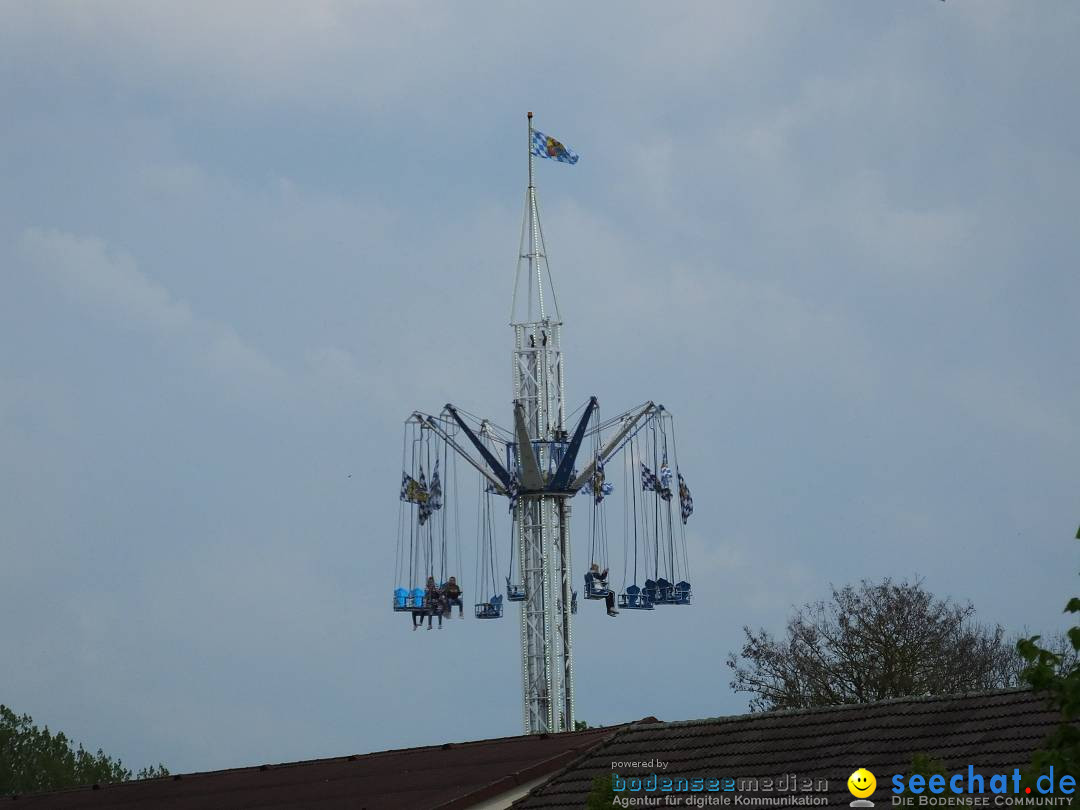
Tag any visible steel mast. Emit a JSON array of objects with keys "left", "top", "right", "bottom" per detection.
[
  {"left": 510, "top": 111, "right": 573, "bottom": 734},
  {"left": 397, "top": 115, "right": 677, "bottom": 734}
]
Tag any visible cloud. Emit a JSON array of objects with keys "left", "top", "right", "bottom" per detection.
[
  {"left": 21, "top": 227, "right": 285, "bottom": 390},
  {"left": 23, "top": 228, "right": 195, "bottom": 334}
]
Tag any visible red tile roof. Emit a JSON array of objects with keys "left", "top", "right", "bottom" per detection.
[
  {"left": 8, "top": 726, "right": 619, "bottom": 809},
  {"left": 14, "top": 689, "right": 1070, "bottom": 809}
]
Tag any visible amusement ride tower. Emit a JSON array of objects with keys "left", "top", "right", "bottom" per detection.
[{"left": 395, "top": 113, "right": 689, "bottom": 735}]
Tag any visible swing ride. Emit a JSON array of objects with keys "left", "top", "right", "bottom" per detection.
[{"left": 392, "top": 113, "right": 696, "bottom": 735}]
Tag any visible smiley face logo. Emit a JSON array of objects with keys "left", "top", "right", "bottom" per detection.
[{"left": 848, "top": 768, "right": 876, "bottom": 799}]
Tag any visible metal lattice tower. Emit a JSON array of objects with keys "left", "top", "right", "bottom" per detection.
[
  {"left": 401, "top": 114, "right": 671, "bottom": 736},
  {"left": 510, "top": 111, "right": 573, "bottom": 733}
]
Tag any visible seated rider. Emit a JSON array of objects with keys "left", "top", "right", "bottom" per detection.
[
  {"left": 443, "top": 576, "right": 464, "bottom": 618},
  {"left": 411, "top": 583, "right": 431, "bottom": 632},
  {"left": 433, "top": 592, "right": 449, "bottom": 629},
  {"left": 584, "top": 562, "right": 608, "bottom": 593},
  {"left": 411, "top": 608, "right": 427, "bottom": 631},
  {"left": 585, "top": 562, "right": 618, "bottom": 617},
  {"left": 424, "top": 576, "right": 440, "bottom": 607},
  {"left": 424, "top": 576, "right": 443, "bottom": 630}
]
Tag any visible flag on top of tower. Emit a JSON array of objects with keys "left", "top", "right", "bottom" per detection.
[{"left": 531, "top": 129, "right": 579, "bottom": 165}]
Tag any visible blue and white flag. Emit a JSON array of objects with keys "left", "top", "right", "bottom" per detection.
[
  {"left": 507, "top": 474, "right": 520, "bottom": 513},
  {"left": 583, "top": 459, "right": 614, "bottom": 504},
  {"left": 641, "top": 463, "right": 659, "bottom": 492},
  {"left": 678, "top": 471, "right": 694, "bottom": 524},
  {"left": 429, "top": 459, "right": 443, "bottom": 512},
  {"left": 401, "top": 470, "right": 428, "bottom": 504},
  {"left": 659, "top": 464, "right": 673, "bottom": 489},
  {"left": 417, "top": 465, "right": 432, "bottom": 525},
  {"left": 531, "top": 129, "right": 579, "bottom": 165},
  {"left": 641, "top": 462, "right": 673, "bottom": 502}
]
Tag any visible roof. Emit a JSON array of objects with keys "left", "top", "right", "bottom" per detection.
[
  {"left": 513, "top": 688, "right": 1070, "bottom": 808},
  {"left": 7, "top": 725, "right": 619, "bottom": 809},
  {"left": 10, "top": 689, "right": 1070, "bottom": 809}
]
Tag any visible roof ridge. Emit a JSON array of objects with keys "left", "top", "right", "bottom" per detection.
[
  {"left": 508, "top": 728, "right": 624, "bottom": 808},
  {"left": 629, "top": 686, "right": 1039, "bottom": 730},
  {"left": 343, "top": 722, "right": 624, "bottom": 764}
]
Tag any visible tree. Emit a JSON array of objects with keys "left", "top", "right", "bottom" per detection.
[
  {"left": 585, "top": 774, "right": 616, "bottom": 809},
  {"left": 0, "top": 705, "right": 168, "bottom": 796},
  {"left": 1015, "top": 528, "right": 1080, "bottom": 789},
  {"left": 727, "top": 577, "right": 1021, "bottom": 711}
]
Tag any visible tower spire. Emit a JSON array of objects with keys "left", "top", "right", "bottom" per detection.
[{"left": 512, "top": 112, "right": 561, "bottom": 326}]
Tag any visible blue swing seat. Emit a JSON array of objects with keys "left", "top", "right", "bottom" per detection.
[
  {"left": 618, "top": 584, "right": 654, "bottom": 610},
  {"left": 410, "top": 587, "right": 426, "bottom": 610},
  {"left": 393, "top": 587, "right": 410, "bottom": 612},
  {"left": 475, "top": 594, "right": 504, "bottom": 619}
]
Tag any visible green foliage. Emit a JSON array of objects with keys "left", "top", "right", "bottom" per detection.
[
  {"left": 907, "top": 755, "right": 974, "bottom": 807},
  {"left": 585, "top": 774, "right": 615, "bottom": 809},
  {"left": 0, "top": 705, "right": 168, "bottom": 796},
  {"left": 136, "top": 764, "right": 171, "bottom": 780},
  {"left": 1014, "top": 529, "right": 1080, "bottom": 793},
  {"left": 908, "top": 752, "right": 946, "bottom": 776},
  {"left": 574, "top": 720, "right": 590, "bottom": 731}
]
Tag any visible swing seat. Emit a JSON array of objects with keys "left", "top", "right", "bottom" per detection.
[
  {"left": 506, "top": 578, "right": 526, "bottom": 601},
  {"left": 672, "top": 581, "right": 692, "bottom": 604},
  {"left": 643, "top": 579, "right": 659, "bottom": 604},
  {"left": 652, "top": 578, "right": 669, "bottom": 604},
  {"left": 409, "top": 587, "right": 426, "bottom": 609},
  {"left": 571, "top": 590, "right": 578, "bottom": 615},
  {"left": 618, "top": 584, "right": 654, "bottom": 610},
  {"left": 583, "top": 572, "right": 612, "bottom": 599},
  {"left": 584, "top": 581, "right": 612, "bottom": 600},
  {"left": 393, "top": 588, "right": 410, "bottom": 612},
  {"left": 654, "top": 578, "right": 675, "bottom": 604},
  {"left": 475, "top": 595, "right": 504, "bottom": 619}
]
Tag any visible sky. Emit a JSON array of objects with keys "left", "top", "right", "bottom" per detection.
[{"left": 1, "top": 0, "right": 1078, "bottom": 777}]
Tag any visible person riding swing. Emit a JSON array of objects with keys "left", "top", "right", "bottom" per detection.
[
  {"left": 443, "top": 576, "right": 464, "bottom": 618},
  {"left": 585, "top": 562, "right": 618, "bottom": 617}
]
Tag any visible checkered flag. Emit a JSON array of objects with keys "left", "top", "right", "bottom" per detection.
[
  {"left": 641, "top": 463, "right": 659, "bottom": 492},
  {"left": 660, "top": 464, "right": 673, "bottom": 488},
  {"left": 429, "top": 459, "right": 443, "bottom": 512},
  {"left": 678, "top": 471, "right": 694, "bottom": 524},
  {"left": 642, "top": 462, "right": 673, "bottom": 501},
  {"left": 417, "top": 465, "right": 432, "bottom": 525}
]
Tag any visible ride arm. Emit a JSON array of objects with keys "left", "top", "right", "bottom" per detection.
[
  {"left": 548, "top": 396, "right": 598, "bottom": 492},
  {"left": 417, "top": 414, "right": 508, "bottom": 495},
  {"left": 569, "top": 401, "right": 657, "bottom": 492},
  {"left": 513, "top": 402, "right": 544, "bottom": 491},
  {"left": 443, "top": 404, "right": 514, "bottom": 490}
]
